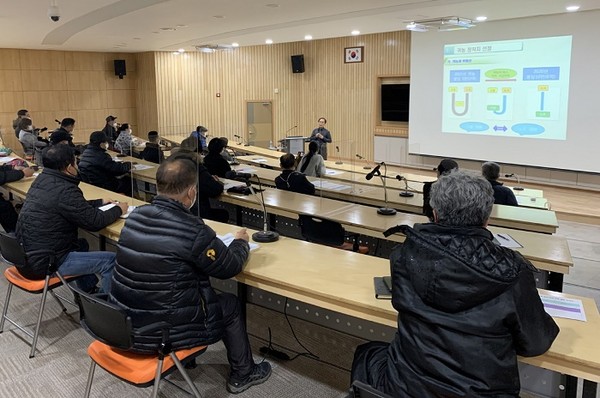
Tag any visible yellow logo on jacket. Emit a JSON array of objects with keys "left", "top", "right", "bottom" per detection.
[{"left": 206, "top": 249, "right": 216, "bottom": 261}]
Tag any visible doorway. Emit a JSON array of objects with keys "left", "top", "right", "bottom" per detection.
[{"left": 246, "top": 101, "right": 273, "bottom": 148}]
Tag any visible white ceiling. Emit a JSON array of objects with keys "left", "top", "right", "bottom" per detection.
[{"left": 0, "top": 0, "right": 597, "bottom": 53}]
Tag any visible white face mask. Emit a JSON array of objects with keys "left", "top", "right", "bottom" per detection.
[
  {"left": 188, "top": 187, "right": 197, "bottom": 210},
  {"left": 26, "top": 125, "right": 33, "bottom": 131},
  {"left": 101, "top": 142, "right": 109, "bottom": 150},
  {"left": 113, "top": 122, "right": 118, "bottom": 128},
  {"left": 128, "top": 129, "right": 133, "bottom": 135}
]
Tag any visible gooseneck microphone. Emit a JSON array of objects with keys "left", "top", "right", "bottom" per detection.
[
  {"left": 366, "top": 163, "right": 382, "bottom": 181},
  {"left": 396, "top": 175, "right": 414, "bottom": 197},
  {"left": 335, "top": 146, "right": 343, "bottom": 165},
  {"left": 368, "top": 162, "right": 396, "bottom": 216},
  {"left": 504, "top": 173, "right": 524, "bottom": 191},
  {"left": 246, "top": 175, "right": 279, "bottom": 243},
  {"left": 356, "top": 153, "right": 372, "bottom": 170},
  {"left": 285, "top": 125, "right": 298, "bottom": 135}
]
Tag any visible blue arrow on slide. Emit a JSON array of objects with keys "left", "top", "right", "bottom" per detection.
[
  {"left": 493, "top": 95, "right": 507, "bottom": 115},
  {"left": 493, "top": 125, "right": 507, "bottom": 132},
  {"left": 540, "top": 91, "right": 545, "bottom": 111}
]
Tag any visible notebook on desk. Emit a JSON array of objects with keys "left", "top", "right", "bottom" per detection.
[{"left": 374, "top": 276, "right": 392, "bottom": 300}]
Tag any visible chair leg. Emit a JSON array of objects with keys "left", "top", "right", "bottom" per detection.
[
  {"left": 0, "top": 284, "right": 14, "bottom": 333},
  {"left": 49, "top": 291, "right": 68, "bottom": 312},
  {"left": 171, "top": 353, "right": 202, "bottom": 398},
  {"left": 151, "top": 358, "right": 165, "bottom": 398},
  {"left": 29, "top": 275, "right": 51, "bottom": 358},
  {"left": 84, "top": 361, "right": 97, "bottom": 398}
]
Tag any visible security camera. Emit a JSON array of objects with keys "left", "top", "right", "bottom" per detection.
[{"left": 48, "top": 5, "right": 60, "bottom": 22}]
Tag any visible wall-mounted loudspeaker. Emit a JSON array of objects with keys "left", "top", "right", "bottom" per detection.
[
  {"left": 291, "top": 54, "right": 305, "bottom": 73},
  {"left": 114, "top": 60, "right": 126, "bottom": 79}
]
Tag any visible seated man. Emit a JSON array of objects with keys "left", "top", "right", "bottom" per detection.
[
  {"left": 351, "top": 171, "right": 559, "bottom": 397},
  {"left": 109, "top": 156, "right": 271, "bottom": 394},
  {"left": 482, "top": 161, "right": 519, "bottom": 206},
  {"left": 275, "top": 153, "right": 315, "bottom": 195},
  {"left": 16, "top": 144, "right": 128, "bottom": 293},
  {"left": 422, "top": 158, "right": 458, "bottom": 221},
  {"left": 79, "top": 131, "right": 134, "bottom": 196},
  {"left": 140, "top": 131, "right": 164, "bottom": 164},
  {"left": 204, "top": 138, "right": 233, "bottom": 178},
  {"left": 180, "top": 125, "right": 208, "bottom": 154},
  {"left": 219, "top": 137, "right": 235, "bottom": 163}
]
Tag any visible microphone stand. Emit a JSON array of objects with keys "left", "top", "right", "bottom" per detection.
[
  {"left": 247, "top": 175, "right": 279, "bottom": 242},
  {"left": 335, "top": 146, "right": 343, "bottom": 165},
  {"left": 376, "top": 163, "right": 396, "bottom": 216},
  {"left": 396, "top": 175, "right": 414, "bottom": 197},
  {"left": 355, "top": 154, "right": 372, "bottom": 170},
  {"left": 505, "top": 173, "right": 524, "bottom": 191},
  {"left": 234, "top": 134, "right": 243, "bottom": 145}
]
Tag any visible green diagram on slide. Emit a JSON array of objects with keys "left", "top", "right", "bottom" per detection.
[{"left": 441, "top": 36, "right": 572, "bottom": 140}]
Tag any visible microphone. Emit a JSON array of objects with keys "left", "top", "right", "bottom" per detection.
[
  {"left": 335, "top": 146, "right": 343, "bottom": 165},
  {"left": 247, "top": 175, "right": 279, "bottom": 243},
  {"left": 372, "top": 162, "right": 396, "bottom": 216},
  {"left": 366, "top": 163, "right": 382, "bottom": 181},
  {"left": 54, "top": 119, "right": 61, "bottom": 124},
  {"left": 504, "top": 174, "right": 524, "bottom": 191},
  {"left": 285, "top": 125, "right": 298, "bottom": 135},
  {"left": 396, "top": 175, "right": 414, "bottom": 197},
  {"left": 356, "top": 153, "right": 372, "bottom": 170}
]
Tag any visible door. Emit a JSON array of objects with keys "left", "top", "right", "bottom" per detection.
[{"left": 246, "top": 101, "right": 273, "bottom": 148}]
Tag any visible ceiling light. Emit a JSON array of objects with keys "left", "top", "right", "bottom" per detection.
[
  {"left": 566, "top": 5, "right": 580, "bottom": 11},
  {"left": 407, "top": 16, "right": 476, "bottom": 33},
  {"left": 351, "top": 30, "right": 360, "bottom": 36},
  {"left": 172, "top": 51, "right": 180, "bottom": 55},
  {"left": 406, "top": 22, "right": 428, "bottom": 32},
  {"left": 304, "top": 35, "right": 312, "bottom": 40},
  {"left": 178, "top": 48, "right": 185, "bottom": 53},
  {"left": 475, "top": 16, "right": 487, "bottom": 21},
  {"left": 265, "top": 39, "right": 273, "bottom": 44},
  {"left": 195, "top": 44, "right": 237, "bottom": 53},
  {"left": 232, "top": 42, "right": 239, "bottom": 47}
]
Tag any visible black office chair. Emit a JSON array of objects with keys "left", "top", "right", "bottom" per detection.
[
  {"left": 298, "top": 214, "right": 369, "bottom": 254},
  {"left": 351, "top": 381, "right": 393, "bottom": 398},
  {"left": 71, "top": 287, "right": 207, "bottom": 398}
]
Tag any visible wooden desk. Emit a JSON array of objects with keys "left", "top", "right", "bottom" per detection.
[
  {"left": 219, "top": 186, "right": 572, "bottom": 276},
  {"left": 6, "top": 176, "right": 598, "bottom": 392}
]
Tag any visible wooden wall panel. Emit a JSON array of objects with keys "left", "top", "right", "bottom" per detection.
[
  {"left": 148, "top": 31, "right": 410, "bottom": 160},
  {"left": 134, "top": 52, "right": 158, "bottom": 136},
  {"left": 0, "top": 48, "right": 137, "bottom": 151}
]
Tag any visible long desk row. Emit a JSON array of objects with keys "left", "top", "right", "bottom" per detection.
[{"left": 4, "top": 174, "right": 599, "bottom": 395}]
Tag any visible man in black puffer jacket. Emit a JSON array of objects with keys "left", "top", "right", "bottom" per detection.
[
  {"left": 16, "top": 144, "right": 128, "bottom": 293},
  {"left": 110, "top": 156, "right": 271, "bottom": 394},
  {"left": 351, "top": 171, "right": 559, "bottom": 398},
  {"left": 79, "top": 131, "right": 133, "bottom": 196}
]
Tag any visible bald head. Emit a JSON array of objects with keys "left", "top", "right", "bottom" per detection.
[{"left": 156, "top": 157, "right": 197, "bottom": 196}]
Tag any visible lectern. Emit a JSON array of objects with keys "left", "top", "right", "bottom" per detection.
[{"left": 282, "top": 136, "right": 307, "bottom": 154}]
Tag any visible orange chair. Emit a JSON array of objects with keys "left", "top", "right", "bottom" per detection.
[
  {"left": 0, "top": 232, "right": 78, "bottom": 358},
  {"left": 72, "top": 287, "right": 207, "bottom": 398}
]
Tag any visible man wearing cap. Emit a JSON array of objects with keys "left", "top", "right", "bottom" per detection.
[
  {"left": 78, "top": 131, "right": 133, "bottom": 196},
  {"left": 102, "top": 115, "right": 119, "bottom": 146},
  {"left": 422, "top": 158, "right": 458, "bottom": 221}
]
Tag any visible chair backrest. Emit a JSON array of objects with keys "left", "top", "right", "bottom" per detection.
[
  {"left": 73, "top": 287, "right": 133, "bottom": 350},
  {"left": 298, "top": 214, "right": 345, "bottom": 246},
  {"left": 0, "top": 231, "right": 26, "bottom": 266},
  {"left": 352, "top": 381, "right": 393, "bottom": 398}
]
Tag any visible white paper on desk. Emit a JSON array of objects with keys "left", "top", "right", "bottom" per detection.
[
  {"left": 251, "top": 158, "right": 268, "bottom": 163},
  {"left": 540, "top": 295, "right": 587, "bottom": 321},
  {"left": 33, "top": 172, "right": 40, "bottom": 177},
  {"left": 112, "top": 157, "right": 123, "bottom": 162},
  {"left": 325, "top": 169, "right": 343, "bottom": 176},
  {"left": 493, "top": 233, "right": 523, "bottom": 248},
  {"left": 0, "top": 156, "right": 17, "bottom": 163},
  {"left": 218, "top": 233, "right": 259, "bottom": 251},
  {"left": 312, "top": 180, "right": 351, "bottom": 191},
  {"left": 223, "top": 182, "right": 246, "bottom": 190},
  {"left": 133, "top": 164, "right": 154, "bottom": 171},
  {"left": 99, "top": 203, "right": 137, "bottom": 219},
  {"left": 235, "top": 167, "right": 257, "bottom": 173}
]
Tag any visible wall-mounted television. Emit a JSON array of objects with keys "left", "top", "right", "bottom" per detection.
[{"left": 381, "top": 83, "right": 410, "bottom": 122}]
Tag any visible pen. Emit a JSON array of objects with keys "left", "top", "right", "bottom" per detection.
[{"left": 497, "top": 234, "right": 509, "bottom": 241}]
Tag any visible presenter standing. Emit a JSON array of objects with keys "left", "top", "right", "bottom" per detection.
[{"left": 309, "top": 117, "right": 332, "bottom": 160}]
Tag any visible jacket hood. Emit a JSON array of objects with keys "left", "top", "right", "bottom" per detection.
[{"left": 398, "top": 223, "right": 534, "bottom": 313}]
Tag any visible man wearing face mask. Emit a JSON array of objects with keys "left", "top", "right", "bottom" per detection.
[
  {"left": 101, "top": 115, "right": 119, "bottom": 146},
  {"left": 79, "top": 131, "right": 134, "bottom": 196},
  {"left": 16, "top": 144, "right": 128, "bottom": 293},
  {"left": 110, "top": 156, "right": 272, "bottom": 394}
]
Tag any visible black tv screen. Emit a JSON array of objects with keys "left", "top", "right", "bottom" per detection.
[{"left": 381, "top": 84, "right": 410, "bottom": 122}]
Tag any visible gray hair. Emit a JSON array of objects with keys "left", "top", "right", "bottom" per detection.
[
  {"left": 430, "top": 170, "right": 494, "bottom": 226},
  {"left": 481, "top": 161, "right": 500, "bottom": 181}
]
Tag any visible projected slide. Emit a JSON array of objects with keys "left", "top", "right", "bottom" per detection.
[{"left": 441, "top": 36, "right": 572, "bottom": 140}]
